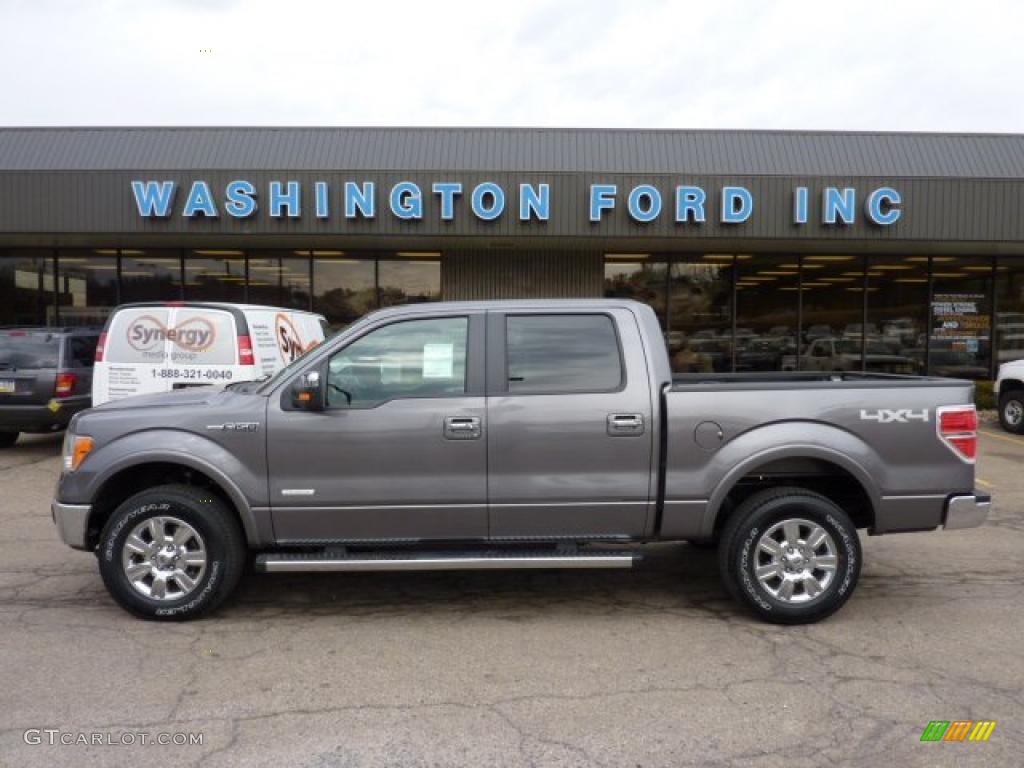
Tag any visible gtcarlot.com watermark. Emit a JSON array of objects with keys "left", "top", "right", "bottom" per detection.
[{"left": 24, "top": 729, "right": 203, "bottom": 746}]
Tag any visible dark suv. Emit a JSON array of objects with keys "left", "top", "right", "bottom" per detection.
[{"left": 0, "top": 327, "right": 100, "bottom": 447}]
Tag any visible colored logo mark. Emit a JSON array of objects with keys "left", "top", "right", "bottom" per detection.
[{"left": 920, "top": 720, "right": 997, "bottom": 742}]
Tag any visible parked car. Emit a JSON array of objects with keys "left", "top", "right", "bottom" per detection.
[
  {"left": 93, "top": 302, "right": 328, "bottom": 405},
  {"left": 803, "top": 337, "right": 917, "bottom": 374},
  {"left": 996, "top": 358, "right": 1024, "bottom": 433},
  {"left": 52, "top": 300, "right": 988, "bottom": 624},
  {"left": 0, "top": 327, "right": 100, "bottom": 447}
]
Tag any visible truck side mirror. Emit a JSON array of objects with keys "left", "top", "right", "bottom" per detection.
[{"left": 291, "top": 370, "right": 324, "bottom": 411}]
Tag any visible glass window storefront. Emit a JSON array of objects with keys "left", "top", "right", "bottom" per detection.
[
  {"left": 120, "top": 250, "right": 182, "bottom": 303},
  {"left": 735, "top": 255, "right": 798, "bottom": 372},
  {"left": 247, "top": 252, "right": 311, "bottom": 310},
  {"left": 55, "top": 250, "right": 118, "bottom": 326},
  {"left": 312, "top": 255, "right": 377, "bottom": 329},
  {"left": 866, "top": 256, "right": 929, "bottom": 374},
  {"left": 667, "top": 256, "right": 733, "bottom": 372},
  {"left": 996, "top": 257, "right": 1024, "bottom": 366},
  {"left": 0, "top": 247, "right": 1020, "bottom": 380},
  {"left": 0, "top": 250, "right": 55, "bottom": 326},
  {"left": 185, "top": 250, "right": 246, "bottom": 302}
]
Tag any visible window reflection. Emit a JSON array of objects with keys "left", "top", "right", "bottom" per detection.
[
  {"left": 185, "top": 251, "right": 246, "bottom": 302},
  {"left": 379, "top": 257, "right": 441, "bottom": 308},
  {"left": 996, "top": 257, "right": 1024, "bottom": 366},
  {"left": 603, "top": 256, "right": 667, "bottom": 329},
  {"left": 735, "top": 256, "right": 798, "bottom": 371},
  {"left": 247, "top": 252, "right": 310, "bottom": 310},
  {"left": 312, "top": 256, "right": 376, "bottom": 330},
  {"left": 866, "top": 256, "right": 929, "bottom": 374},
  {"left": 667, "top": 256, "right": 733, "bottom": 372},
  {"left": 799, "top": 255, "right": 864, "bottom": 372},
  {"left": 0, "top": 250, "right": 55, "bottom": 326},
  {"left": 120, "top": 250, "right": 181, "bottom": 303},
  {"left": 56, "top": 249, "right": 117, "bottom": 327}
]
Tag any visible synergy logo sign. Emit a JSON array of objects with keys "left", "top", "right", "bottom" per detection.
[
  {"left": 127, "top": 315, "right": 216, "bottom": 353},
  {"left": 274, "top": 313, "right": 317, "bottom": 365},
  {"left": 130, "top": 180, "right": 903, "bottom": 227}
]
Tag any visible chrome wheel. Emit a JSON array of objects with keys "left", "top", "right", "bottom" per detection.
[
  {"left": 1004, "top": 399, "right": 1023, "bottom": 427},
  {"left": 754, "top": 518, "right": 837, "bottom": 604},
  {"left": 121, "top": 516, "right": 207, "bottom": 601}
]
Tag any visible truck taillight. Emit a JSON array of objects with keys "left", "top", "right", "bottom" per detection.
[
  {"left": 55, "top": 372, "right": 77, "bottom": 398},
  {"left": 238, "top": 335, "right": 255, "bottom": 366},
  {"left": 94, "top": 332, "right": 107, "bottom": 362},
  {"left": 937, "top": 405, "right": 978, "bottom": 462}
]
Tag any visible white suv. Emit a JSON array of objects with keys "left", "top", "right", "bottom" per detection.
[{"left": 995, "top": 359, "right": 1024, "bottom": 433}]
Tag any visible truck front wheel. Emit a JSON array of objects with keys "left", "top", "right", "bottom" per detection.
[
  {"left": 97, "top": 484, "right": 247, "bottom": 620},
  {"left": 718, "top": 487, "right": 861, "bottom": 624}
]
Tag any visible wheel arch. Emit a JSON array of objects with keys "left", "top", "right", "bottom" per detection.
[
  {"left": 703, "top": 444, "right": 879, "bottom": 539},
  {"left": 85, "top": 455, "right": 261, "bottom": 550}
]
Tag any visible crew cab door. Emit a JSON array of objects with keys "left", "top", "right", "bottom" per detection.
[
  {"left": 266, "top": 312, "right": 487, "bottom": 543},
  {"left": 485, "top": 308, "right": 655, "bottom": 539}
]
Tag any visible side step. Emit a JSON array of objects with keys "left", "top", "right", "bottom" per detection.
[{"left": 255, "top": 549, "right": 639, "bottom": 573}]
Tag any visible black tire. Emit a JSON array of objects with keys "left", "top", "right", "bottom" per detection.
[
  {"left": 998, "top": 390, "right": 1024, "bottom": 434},
  {"left": 97, "top": 484, "right": 247, "bottom": 621},
  {"left": 0, "top": 431, "right": 18, "bottom": 448},
  {"left": 718, "top": 487, "right": 861, "bottom": 625}
]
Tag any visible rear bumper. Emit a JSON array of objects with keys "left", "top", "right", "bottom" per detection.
[
  {"left": 943, "top": 492, "right": 991, "bottom": 530},
  {"left": 52, "top": 500, "right": 92, "bottom": 550},
  {"left": 0, "top": 400, "right": 89, "bottom": 432}
]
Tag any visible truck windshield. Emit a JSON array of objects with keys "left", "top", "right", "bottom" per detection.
[{"left": 0, "top": 332, "right": 61, "bottom": 370}]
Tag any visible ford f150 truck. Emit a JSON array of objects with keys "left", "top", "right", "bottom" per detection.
[{"left": 51, "top": 300, "right": 990, "bottom": 624}]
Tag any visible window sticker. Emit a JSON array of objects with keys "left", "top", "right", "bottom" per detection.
[{"left": 422, "top": 343, "right": 454, "bottom": 379}]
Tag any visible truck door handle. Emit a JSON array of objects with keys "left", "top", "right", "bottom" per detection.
[
  {"left": 607, "top": 413, "right": 645, "bottom": 436},
  {"left": 444, "top": 416, "right": 482, "bottom": 440}
]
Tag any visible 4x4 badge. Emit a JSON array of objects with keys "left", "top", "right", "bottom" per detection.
[{"left": 859, "top": 409, "right": 929, "bottom": 423}]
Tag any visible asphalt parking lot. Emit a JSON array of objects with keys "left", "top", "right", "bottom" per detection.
[{"left": 0, "top": 430, "right": 1022, "bottom": 767}]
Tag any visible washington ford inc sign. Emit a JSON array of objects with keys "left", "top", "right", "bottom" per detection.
[{"left": 131, "top": 180, "right": 903, "bottom": 227}]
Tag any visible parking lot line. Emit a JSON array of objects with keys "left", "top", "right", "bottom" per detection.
[{"left": 979, "top": 428, "right": 1024, "bottom": 449}]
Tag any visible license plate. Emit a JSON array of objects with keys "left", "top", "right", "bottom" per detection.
[{"left": 0, "top": 380, "right": 14, "bottom": 394}]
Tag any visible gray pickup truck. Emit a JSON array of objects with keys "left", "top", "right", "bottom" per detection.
[{"left": 52, "top": 299, "right": 989, "bottom": 624}]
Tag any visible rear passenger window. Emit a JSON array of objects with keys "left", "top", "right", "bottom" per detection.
[
  {"left": 67, "top": 336, "right": 99, "bottom": 368},
  {"left": 506, "top": 314, "right": 623, "bottom": 393}
]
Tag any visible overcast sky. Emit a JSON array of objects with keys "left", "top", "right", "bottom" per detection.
[{"left": 1, "top": 0, "right": 1021, "bottom": 132}]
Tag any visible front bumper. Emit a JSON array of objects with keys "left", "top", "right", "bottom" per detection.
[
  {"left": 52, "top": 500, "right": 92, "bottom": 550},
  {"left": 943, "top": 492, "right": 991, "bottom": 530}
]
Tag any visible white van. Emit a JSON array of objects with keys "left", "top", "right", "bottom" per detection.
[{"left": 93, "top": 302, "right": 327, "bottom": 405}]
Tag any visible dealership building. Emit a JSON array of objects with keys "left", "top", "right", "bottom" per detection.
[{"left": 1, "top": 127, "right": 1023, "bottom": 378}]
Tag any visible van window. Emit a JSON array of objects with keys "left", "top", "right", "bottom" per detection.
[
  {"left": 506, "top": 314, "right": 623, "bottom": 394},
  {"left": 104, "top": 308, "right": 237, "bottom": 365},
  {"left": 169, "top": 308, "right": 237, "bottom": 365},
  {"left": 104, "top": 309, "right": 172, "bottom": 364}
]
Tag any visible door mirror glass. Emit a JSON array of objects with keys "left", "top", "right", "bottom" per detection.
[{"left": 291, "top": 369, "right": 324, "bottom": 411}]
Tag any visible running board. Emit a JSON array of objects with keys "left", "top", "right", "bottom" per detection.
[{"left": 255, "top": 549, "right": 639, "bottom": 573}]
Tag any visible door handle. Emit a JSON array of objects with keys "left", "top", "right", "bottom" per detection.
[
  {"left": 607, "top": 413, "right": 645, "bottom": 436},
  {"left": 444, "top": 416, "right": 482, "bottom": 440}
]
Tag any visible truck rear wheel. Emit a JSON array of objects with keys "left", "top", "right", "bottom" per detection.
[
  {"left": 97, "top": 484, "right": 246, "bottom": 620},
  {"left": 718, "top": 487, "right": 861, "bottom": 625},
  {"left": 999, "top": 390, "right": 1024, "bottom": 434}
]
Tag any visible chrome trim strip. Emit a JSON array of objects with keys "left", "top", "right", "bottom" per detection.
[
  {"left": 259, "top": 554, "right": 636, "bottom": 573},
  {"left": 270, "top": 501, "right": 646, "bottom": 512},
  {"left": 880, "top": 494, "right": 947, "bottom": 501}
]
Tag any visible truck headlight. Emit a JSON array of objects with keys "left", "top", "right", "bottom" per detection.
[{"left": 62, "top": 433, "right": 94, "bottom": 472}]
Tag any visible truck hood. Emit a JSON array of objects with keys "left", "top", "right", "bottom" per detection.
[{"left": 91, "top": 386, "right": 224, "bottom": 412}]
